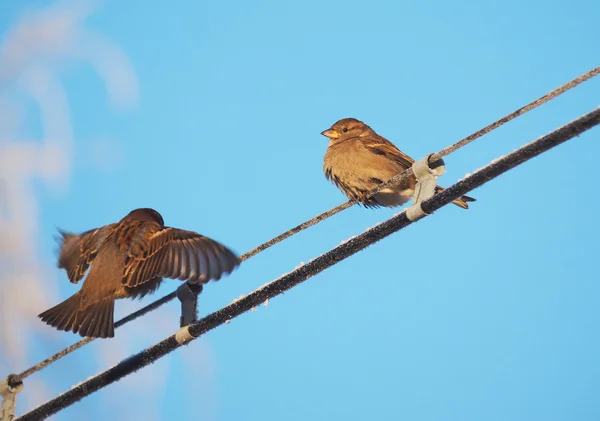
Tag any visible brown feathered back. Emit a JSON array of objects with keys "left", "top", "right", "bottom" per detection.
[{"left": 40, "top": 207, "right": 240, "bottom": 338}]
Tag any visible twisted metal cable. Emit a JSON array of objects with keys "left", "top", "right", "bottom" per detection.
[{"left": 10, "top": 66, "right": 600, "bottom": 384}]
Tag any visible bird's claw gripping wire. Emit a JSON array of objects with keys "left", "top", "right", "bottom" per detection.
[
  {"left": 406, "top": 153, "right": 446, "bottom": 222},
  {"left": 176, "top": 282, "right": 203, "bottom": 328},
  {"left": 1, "top": 375, "right": 23, "bottom": 421}
]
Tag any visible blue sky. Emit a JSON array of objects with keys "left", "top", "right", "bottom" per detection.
[{"left": 1, "top": 0, "right": 600, "bottom": 420}]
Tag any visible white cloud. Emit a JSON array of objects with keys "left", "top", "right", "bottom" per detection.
[{"left": 0, "top": 0, "right": 148, "bottom": 417}]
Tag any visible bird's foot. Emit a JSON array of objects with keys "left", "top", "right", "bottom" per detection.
[{"left": 176, "top": 282, "right": 203, "bottom": 327}]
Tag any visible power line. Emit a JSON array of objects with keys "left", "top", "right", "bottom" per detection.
[
  {"left": 8, "top": 66, "right": 598, "bottom": 386},
  {"left": 15, "top": 106, "right": 600, "bottom": 421}
]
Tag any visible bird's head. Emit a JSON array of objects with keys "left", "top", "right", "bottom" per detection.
[
  {"left": 124, "top": 208, "right": 165, "bottom": 226},
  {"left": 321, "top": 118, "right": 372, "bottom": 144}
]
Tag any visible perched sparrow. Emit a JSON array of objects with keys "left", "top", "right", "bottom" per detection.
[
  {"left": 321, "top": 118, "right": 475, "bottom": 209},
  {"left": 39, "top": 208, "right": 240, "bottom": 338}
]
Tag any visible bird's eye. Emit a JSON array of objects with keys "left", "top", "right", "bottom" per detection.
[{"left": 342, "top": 127, "right": 349, "bottom": 133}]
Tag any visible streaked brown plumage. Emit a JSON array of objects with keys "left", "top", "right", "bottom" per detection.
[
  {"left": 321, "top": 118, "right": 475, "bottom": 209},
  {"left": 39, "top": 208, "right": 240, "bottom": 338}
]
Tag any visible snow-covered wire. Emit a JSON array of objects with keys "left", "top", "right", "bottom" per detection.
[{"left": 14, "top": 106, "right": 600, "bottom": 421}]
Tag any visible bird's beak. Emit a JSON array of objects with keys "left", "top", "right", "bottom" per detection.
[{"left": 321, "top": 129, "right": 340, "bottom": 139}]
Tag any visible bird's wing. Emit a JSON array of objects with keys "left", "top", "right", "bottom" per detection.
[
  {"left": 361, "top": 134, "right": 415, "bottom": 169},
  {"left": 57, "top": 224, "right": 117, "bottom": 284},
  {"left": 122, "top": 227, "right": 240, "bottom": 288}
]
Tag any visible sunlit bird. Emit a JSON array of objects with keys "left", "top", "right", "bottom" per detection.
[{"left": 322, "top": 118, "right": 475, "bottom": 209}]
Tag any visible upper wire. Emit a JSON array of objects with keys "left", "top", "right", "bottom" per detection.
[{"left": 10, "top": 65, "right": 600, "bottom": 384}]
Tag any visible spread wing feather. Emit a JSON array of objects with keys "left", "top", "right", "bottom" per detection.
[
  {"left": 57, "top": 224, "right": 117, "bottom": 284},
  {"left": 122, "top": 228, "right": 239, "bottom": 288}
]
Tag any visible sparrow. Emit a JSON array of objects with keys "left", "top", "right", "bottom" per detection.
[
  {"left": 39, "top": 208, "right": 240, "bottom": 338},
  {"left": 321, "top": 118, "right": 475, "bottom": 209}
]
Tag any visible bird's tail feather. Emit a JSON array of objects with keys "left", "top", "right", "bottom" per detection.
[
  {"left": 435, "top": 186, "right": 476, "bottom": 210},
  {"left": 38, "top": 293, "right": 115, "bottom": 338}
]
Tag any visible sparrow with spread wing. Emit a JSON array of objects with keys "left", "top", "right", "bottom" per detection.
[
  {"left": 39, "top": 208, "right": 240, "bottom": 338},
  {"left": 321, "top": 118, "right": 475, "bottom": 209}
]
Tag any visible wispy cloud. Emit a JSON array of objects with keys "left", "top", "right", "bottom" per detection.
[{"left": 0, "top": 0, "right": 142, "bottom": 416}]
